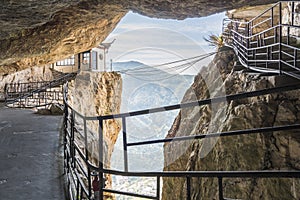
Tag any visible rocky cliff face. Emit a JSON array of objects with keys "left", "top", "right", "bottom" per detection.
[
  {"left": 0, "top": 1, "right": 126, "bottom": 72},
  {"left": 0, "top": 0, "right": 279, "bottom": 73},
  {"left": 162, "top": 50, "right": 300, "bottom": 199},
  {"left": 67, "top": 71, "right": 122, "bottom": 197}
]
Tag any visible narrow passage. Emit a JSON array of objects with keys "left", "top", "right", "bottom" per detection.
[{"left": 0, "top": 104, "right": 65, "bottom": 200}]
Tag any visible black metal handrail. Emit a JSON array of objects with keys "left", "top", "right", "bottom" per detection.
[
  {"left": 63, "top": 81, "right": 300, "bottom": 200},
  {"left": 62, "top": 2, "right": 300, "bottom": 199},
  {"left": 223, "top": 1, "right": 300, "bottom": 80},
  {"left": 5, "top": 72, "right": 76, "bottom": 108}
]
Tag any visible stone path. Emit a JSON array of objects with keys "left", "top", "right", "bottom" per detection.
[{"left": 0, "top": 104, "right": 65, "bottom": 200}]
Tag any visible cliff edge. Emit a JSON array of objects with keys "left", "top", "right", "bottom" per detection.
[
  {"left": 163, "top": 50, "right": 300, "bottom": 199},
  {"left": 68, "top": 71, "right": 122, "bottom": 198}
]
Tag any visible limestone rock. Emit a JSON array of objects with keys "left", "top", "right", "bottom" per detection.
[
  {"left": 0, "top": 1, "right": 126, "bottom": 73},
  {"left": 0, "top": 0, "right": 280, "bottom": 73},
  {"left": 162, "top": 50, "right": 300, "bottom": 199},
  {"left": 67, "top": 71, "right": 122, "bottom": 198}
]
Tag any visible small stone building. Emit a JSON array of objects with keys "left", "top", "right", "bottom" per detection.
[{"left": 51, "top": 44, "right": 111, "bottom": 73}]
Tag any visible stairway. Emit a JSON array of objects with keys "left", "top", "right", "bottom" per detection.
[
  {"left": 223, "top": 1, "right": 300, "bottom": 80},
  {"left": 5, "top": 71, "right": 77, "bottom": 108}
]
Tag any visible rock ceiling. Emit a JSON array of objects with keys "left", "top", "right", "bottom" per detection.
[{"left": 0, "top": 0, "right": 278, "bottom": 72}]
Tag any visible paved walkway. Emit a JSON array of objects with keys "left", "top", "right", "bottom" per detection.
[{"left": 0, "top": 104, "right": 65, "bottom": 200}]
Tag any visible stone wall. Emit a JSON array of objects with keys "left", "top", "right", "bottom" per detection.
[{"left": 162, "top": 50, "right": 300, "bottom": 199}]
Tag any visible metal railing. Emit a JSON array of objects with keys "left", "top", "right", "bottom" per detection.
[
  {"left": 223, "top": 1, "right": 300, "bottom": 80},
  {"left": 62, "top": 2, "right": 300, "bottom": 199},
  {"left": 63, "top": 82, "right": 300, "bottom": 200},
  {"left": 4, "top": 72, "right": 76, "bottom": 108}
]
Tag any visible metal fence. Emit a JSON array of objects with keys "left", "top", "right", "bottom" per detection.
[
  {"left": 223, "top": 1, "right": 300, "bottom": 79},
  {"left": 4, "top": 72, "right": 76, "bottom": 108},
  {"left": 62, "top": 2, "right": 300, "bottom": 199},
  {"left": 63, "top": 83, "right": 300, "bottom": 200}
]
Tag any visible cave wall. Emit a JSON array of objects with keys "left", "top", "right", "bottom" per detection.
[
  {"left": 0, "top": 0, "right": 280, "bottom": 73},
  {"left": 0, "top": 1, "right": 126, "bottom": 72},
  {"left": 162, "top": 50, "right": 300, "bottom": 199},
  {"left": 126, "top": 0, "right": 278, "bottom": 20}
]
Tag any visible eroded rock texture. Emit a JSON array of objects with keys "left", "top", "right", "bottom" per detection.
[
  {"left": 0, "top": 0, "right": 279, "bottom": 73},
  {"left": 0, "top": 1, "right": 126, "bottom": 72},
  {"left": 126, "top": 0, "right": 278, "bottom": 20},
  {"left": 162, "top": 50, "right": 300, "bottom": 199},
  {"left": 68, "top": 71, "right": 122, "bottom": 198}
]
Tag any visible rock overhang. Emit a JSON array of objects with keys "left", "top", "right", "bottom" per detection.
[{"left": 0, "top": 0, "right": 279, "bottom": 72}]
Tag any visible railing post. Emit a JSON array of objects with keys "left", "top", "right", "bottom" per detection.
[
  {"left": 122, "top": 116, "right": 129, "bottom": 172},
  {"left": 271, "top": 7, "right": 274, "bottom": 27},
  {"left": 292, "top": 2, "right": 295, "bottom": 26},
  {"left": 246, "top": 22, "right": 250, "bottom": 38},
  {"left": 156, "top": 176, "right": 161, "bottom": 200},
  {"left": 295, "top": 49, "right": 297, "bottom": 68},
  {"left": 38, "top": 91, "right": 41, "bottom": 107},
  {"left": 278, "top": 2, "right": 282, "bottom": 74},
  {"left": 70, "top": 110, "right": 75, "bottom": 168},
  {"left": 84, "top": 118, "right": 92, "bottom": 198},
  {"left": 287, "top": 26, "right": 290, "bottom": 45},
  {"left": 63, "top": 95, "right": 68, "bottom": 174},
  {"left": 4, "top": 83, "right": 7, "bottom": 102},
  {"left": 98, "top": 117, "right": 104, "bottom": 200},
  {"left": 186, "top": 176, "right": 191, "bottom": 200},
  {"left": 246, "top": 22, "right": 250, "bottom": 67},
  {"left": 218, "top": 177, "right": 224, "bottom": 200},
  {"left": 250, "top": 21, "right": 253, "bottom": 38}
]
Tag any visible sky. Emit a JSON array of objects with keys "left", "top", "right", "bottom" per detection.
[
  {"left": 108, "top": 11, "right": 227, "bottom": 171},
  {"left": 104, "top": 11, "right": 226, "bottom": 75}
]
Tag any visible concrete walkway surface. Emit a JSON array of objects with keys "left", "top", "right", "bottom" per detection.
[{"left": 0, "top": 104, "right": 65, "bottom": 200}]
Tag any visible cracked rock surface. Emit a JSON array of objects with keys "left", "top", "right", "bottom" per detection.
[
  {"left": 0, "top": 0, "right": 279, "bottom": 73},
  {"left": 162, "top": 50, "right": 300, "bottom": 200}
]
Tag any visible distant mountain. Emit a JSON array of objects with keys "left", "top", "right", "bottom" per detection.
[
  {"left": 112, "top": 61, "right": 194, "bottom": 110},
  {"left": 111, "top": 61, "right": 195, "bottom": 171},
  {"left": 112, "top": 61, "right": 146, "bottom": 71}
]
